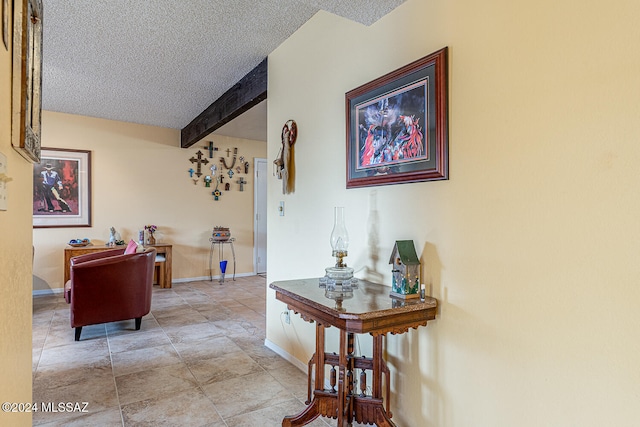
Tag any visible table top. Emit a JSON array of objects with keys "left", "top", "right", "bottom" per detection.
[
  {"left": 270, "top": 278, "right": 438, "bottom": 335},
  {"left": 65, "top": 243, "right": 172, "bottom": 249}
]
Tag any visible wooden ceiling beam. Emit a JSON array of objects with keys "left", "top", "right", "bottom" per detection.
[{"left": 181, "top": 58, "right": 267, "bottom": 148}]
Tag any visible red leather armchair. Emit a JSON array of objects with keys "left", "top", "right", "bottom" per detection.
[{"left": 64, "top": 247, "right": 156, "bottom": 341}]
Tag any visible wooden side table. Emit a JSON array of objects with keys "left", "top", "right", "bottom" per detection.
[
  {"left": 147, "top": 243, "right": 172, "bottom": 288},
  {"left": 270, "top": 278, "right": 438, "bottom": 427},
  {"left": 64, "top": 243, "right": 173, "bottom": 288}
]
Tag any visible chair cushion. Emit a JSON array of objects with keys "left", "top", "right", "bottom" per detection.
[{"left": 124, "top": 239, "right": 138, "bottom": 254}]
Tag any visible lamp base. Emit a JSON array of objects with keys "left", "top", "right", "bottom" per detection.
[{"left": 319, "top": 266, "right": 358, "bottom": 291}]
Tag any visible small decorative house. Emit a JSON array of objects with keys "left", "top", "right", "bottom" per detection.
[{"left": 389, "top": 240, "right": 420, "bottom": 299}]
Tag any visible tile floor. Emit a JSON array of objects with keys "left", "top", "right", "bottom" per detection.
[{"left": 32, "top": 276, "right": 339, "bottom": 427}]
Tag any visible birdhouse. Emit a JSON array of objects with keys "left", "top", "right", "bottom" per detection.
[{"left": 389, "top": 240, "right": 421, "bottom": 299}]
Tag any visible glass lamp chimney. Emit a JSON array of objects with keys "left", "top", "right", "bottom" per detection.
[{"left": 330, "top": 207, "right": 349, "bottom": 267}]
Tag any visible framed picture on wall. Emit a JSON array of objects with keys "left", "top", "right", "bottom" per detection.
[
  {"left": 33, "top": 148, "right": 92, "bottom": 228},
  {"left": 11, "top": 0, "right": 43, "bottom": 163},
  {"left": 345, "top": 47, "right": 448, "bottom": 188}
]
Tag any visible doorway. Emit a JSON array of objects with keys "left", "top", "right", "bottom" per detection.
[{"left": 254, "top": 158, "right": 267, "bottom": 274}]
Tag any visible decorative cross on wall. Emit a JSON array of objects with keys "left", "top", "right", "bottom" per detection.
[
  {"left": 189, "top": 150, "right": 209, "bottom": 177},
  {"left": 203, "top": 141, "right": 218, "bottom": 158},
  {"left": 237, "top": 177, "right": 247, "bottom": 191}
]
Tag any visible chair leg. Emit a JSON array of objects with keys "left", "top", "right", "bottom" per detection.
[
  {"left": 75, "top": 327, "right": 82, "bottom": 341},
  {"left": 135, "top": 317, "right": 142, "bottom": 330}
]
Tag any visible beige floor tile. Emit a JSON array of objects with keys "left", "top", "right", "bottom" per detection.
[
  {"left": 201, "top": 370, "right": 294, "bottom": 419},
  {"left": 111, "top": 343, "right": 182, "bottom": 377},
  {"left": 36, "top": 407, "right": 123, "bottom": 427},
  {"left": 121, "top": 388, "right": 221, "bottom": 426},
  {"left": 162, "top": 321, "right": 224, "bottom": 344},
  {"left": 33, "top": 374, "right": 119, "bottom": 425},
  {"left": 116, "top": 363, "right": 198, "bottom": 406},
  {"left": 173, "top": 335, "right": 242, "bottom": 363},
  {"left": 223, "top": 398, "right": 330, "bottom": 427},
  {"left": 187, "top": 350, "right": 264, "bottom": 386},
  {"left": 38, "top": 338, "right": 110, "bottom": 368},
  {"left": 107, "top": 327, "right": 171, "bottom": 353}
]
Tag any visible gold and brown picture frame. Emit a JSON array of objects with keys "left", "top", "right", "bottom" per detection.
[{"left": 11, "top": 0, "right": 43, "bottom": 163}]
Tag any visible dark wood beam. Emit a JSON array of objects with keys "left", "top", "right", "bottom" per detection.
[{"left": 181, "top": 58, "right": 267, "bottom": 148}]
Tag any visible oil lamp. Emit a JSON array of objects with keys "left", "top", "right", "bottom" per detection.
[{"left": 321, "top": 207, "right": 357, "bottom": 292}]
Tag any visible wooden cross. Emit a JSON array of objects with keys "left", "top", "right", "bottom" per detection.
[
  {"left": 189, "top": 150, "right": 209, "bottom": 177},
  {"left": 225, "top": 148, "right": 231, "bottom": 157},
  {"left": 203, "top": 141, "right": 218, "bottom": 158},
  {"left": 237, "top": 177, "right": 247, "bottom": 191}
]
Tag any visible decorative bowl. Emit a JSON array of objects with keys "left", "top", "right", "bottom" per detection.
[
  {"left": 212, "top": 227, "right": 231, "bottom": 242},
  {"left": 68, "top": 238, "right": 91, "bottom": 247}
]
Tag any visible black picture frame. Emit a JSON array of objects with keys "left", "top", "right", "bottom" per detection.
[{"left": 346, "top": 47, "right": 448, "bottom": 188}]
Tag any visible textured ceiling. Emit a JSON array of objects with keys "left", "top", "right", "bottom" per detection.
[{"left": 42, "top": 0, "right": 405, "bottom": 140}]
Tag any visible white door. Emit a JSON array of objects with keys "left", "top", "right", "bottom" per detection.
[{"left": 254, "top": 158, "right": 267, "bottom": 274}]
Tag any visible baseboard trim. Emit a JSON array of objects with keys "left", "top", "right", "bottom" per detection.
[
  {"left": 264, "top": 338, "right": 307, "bottom": 373},
  {"left": 33, "top": 272, "right": 260, "bottom": 296},
  {"left": 33, "top": 288, "right": 64, "bottom": 297}
]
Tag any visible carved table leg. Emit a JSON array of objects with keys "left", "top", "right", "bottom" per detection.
[
  {"left": 282, "top": 400, "right": 321, "bottom": 427},
  {"left": 337, "top": 329, "right": 347, "bottom": 427},
  {"left": 282, "top": 323, "right": 327, "bottom": 427}
]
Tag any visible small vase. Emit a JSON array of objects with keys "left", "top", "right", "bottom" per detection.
[{"left": 147, "top": 234, "right": 156, "bottom": 245}]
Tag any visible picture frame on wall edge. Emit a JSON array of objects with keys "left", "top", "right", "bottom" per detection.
[{"left": 11, "top": 0, "right": 43, "bottom": 163}]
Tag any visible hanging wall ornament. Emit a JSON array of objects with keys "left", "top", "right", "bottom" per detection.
[
  {"left": 212, "top": 176, "right": 222, "bottom": 200},
  {"left": 274, "top": 119, "right": 297, "bottom": 194},
  {"left": 189, "top": 150, "right": 209, "bottom": 177},
  {"left": 220, "top": 147, "right": 238, "bottom": 170},
  {"left": 237, "top": 177, "right": 247, "bottom": 191},
  {"left": 203, "top": 141, "right": 218, "bottom": 158}
]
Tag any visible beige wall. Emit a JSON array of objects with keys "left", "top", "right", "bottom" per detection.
[
  {"left": 33, "top": 111, "right": 266, "bottom": 291},
  {"left": 0, "top": 0, "right": 32, "bottom": 424},
  {"left": 265, "top": 1, "right": 640, "bottom": 426}
]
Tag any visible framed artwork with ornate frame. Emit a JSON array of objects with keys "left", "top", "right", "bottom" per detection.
[
  {"left": 33, "top": 148, "right": 92, "bottom": 228},
  {"left": 11, "top": 0, "right": 43, "bottom": 163},
  {"left": 346, "top": 47, "right": 448, "bottom": 189}
]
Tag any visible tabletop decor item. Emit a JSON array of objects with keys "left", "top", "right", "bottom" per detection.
[
  {"left": 319, "top": 207, "right": 358, "bottom": 293},
  {"left": 345, "top": 47, "right": 448, "bottom": 188},
  {"left": 389, "top": 240, "right": 421, "bottom": 299},
  {"left": 107, "top": 226, "right": 124, "bottom": 246},
  {"left": 211, "top": 226, "right": 231, "bottom": 242},
  {"left": 144, "top": 224, "right": 157, "bottom": 245},
  {"left": 68, "top": 238, "right": 90, "bottom": 247}
]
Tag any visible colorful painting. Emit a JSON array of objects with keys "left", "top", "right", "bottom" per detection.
[
  {"left": 33, "top": 148, "right": 91, "bottom": 228},
  {"left": 356, "top": 79, "right": 428, "bottom": 171},
  {"left": 346, "top": 47, "right": 449, "bottom": 188}
]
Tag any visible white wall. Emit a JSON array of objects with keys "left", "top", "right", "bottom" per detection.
[{"left": 265, "top": 1, "right": 640, "bottom": 426}]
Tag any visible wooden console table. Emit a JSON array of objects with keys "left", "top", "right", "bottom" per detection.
[
  {"left": 269, "top": 278, "right": 438, "bottom": 427},
  {"left": 64, "top": 243, "right": 172, "bottom": 288}
]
